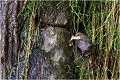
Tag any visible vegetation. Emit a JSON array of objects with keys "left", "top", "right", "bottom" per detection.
[
  {"left": 69, "top": 0, "right": 119, "bottom": 79},
  {"left": 17, "top": 0, "right": 119, "bottom": 79},
  {"left": 18, "top": 1, "right": 42, "bottom": 79}
]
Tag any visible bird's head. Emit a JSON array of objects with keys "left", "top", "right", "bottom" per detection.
[{"left": 75, "top": 32, "right": 86, "bottom": 39}]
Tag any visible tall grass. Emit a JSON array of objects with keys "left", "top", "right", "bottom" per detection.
[
  {"left": 69, "top": 0, "right": 119, "bottom": 79},
  {"left": 18, "top": 1, "right": 42, "bottom": 79}
]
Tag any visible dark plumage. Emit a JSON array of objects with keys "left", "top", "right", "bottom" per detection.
[{"left": 69, "top": 32, "right": 92, "bottom": 53}]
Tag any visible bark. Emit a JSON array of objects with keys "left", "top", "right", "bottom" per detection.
[{"left": 0, "top": 1, "right": 23, "bottom": 79}]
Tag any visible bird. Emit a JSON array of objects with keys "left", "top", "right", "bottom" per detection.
[{"left": 69, "top": 32, "right": 92, "bottom": 55}]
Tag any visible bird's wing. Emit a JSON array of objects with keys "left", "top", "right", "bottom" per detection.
[
  {"left": 78, "top": 40, "right": 92, "bottom": 52},
  {"left": 80, "top": 37, "right": 92, "bottom": 44}
]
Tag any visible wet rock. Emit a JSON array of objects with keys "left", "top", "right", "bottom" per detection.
[
  {"left": 40, "top": 26, "right": 71, "bottom": 65},
  {"left": 41, "top": 2, "right": 69, "bottom": 27},
  {"left": 28, "top": 26, "right": 73, "bottom": 79},
  {"left": 28, "top": 49, "right": 52, "bottom": 79},
  {"left": 41, "top": 27, "right": 57, "bottom": 52}
]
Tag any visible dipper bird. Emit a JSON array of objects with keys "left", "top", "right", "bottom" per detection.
[{"left": 69, "top": 32, "right": 92, "bottom": 54}]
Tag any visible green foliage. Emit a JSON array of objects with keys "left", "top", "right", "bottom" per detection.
[
  {"left": 68, "top": 0, "right": 119, "bottom": 79},
  {"left": 18, "top": 1, "right": 43, "bottom": 79}
]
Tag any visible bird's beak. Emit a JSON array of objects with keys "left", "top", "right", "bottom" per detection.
[{"left": 70, "top": 36, "right": 81, "bottom": 40}]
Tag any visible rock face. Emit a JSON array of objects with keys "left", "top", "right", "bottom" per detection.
[
  {"left": 28, "top": 26, "right": 72, "bottom": 79},
  {"left": 41, "top": 2, "right": 69, "bottom": 27},
  {"left": 27, "top": 2, "right": 73, "bottom": 79},
  {"left": 28, "top": 48, "right": 51, "bottom": 79}
]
